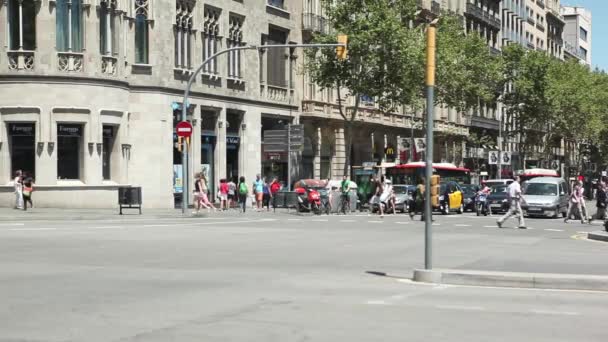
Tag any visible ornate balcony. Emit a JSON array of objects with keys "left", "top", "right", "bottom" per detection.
[
  {"left": 57, "top": 52, "right": 84, "bottom": 72},
  {"left": 465, "top": 3, "right": 501, "bottom": 29},
  {"left": 7, "top": 50, "right": 35, "bottom": 71},
  {"left": 101, "top": 56, "right": 117, "bottom": 75},
  {"left": 261, "top": 84, "right": 293, "bottom": 103},
  {"left": 302, "top": 13, "right": 332, "bottom": 35}
]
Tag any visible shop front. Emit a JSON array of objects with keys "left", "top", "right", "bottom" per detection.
[{"left": 7, "top": 123, "right": 36, "bottom": 178}]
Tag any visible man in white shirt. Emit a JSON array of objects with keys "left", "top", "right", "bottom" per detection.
[
  {"left": 13, "top": 170, "right": 23, "bottom": 210},
  {"left": 497, "top": 176, "right": 526, "bottom": 229}
]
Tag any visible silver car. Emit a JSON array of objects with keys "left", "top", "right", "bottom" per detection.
[
  {"left": 369, "top": 185, "right": 412, "bottom": 213},
  {"left": 521, "top": 177, "right": 569, "bottom": 218}
]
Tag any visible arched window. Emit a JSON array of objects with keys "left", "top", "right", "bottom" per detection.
[
  {"left": 175, "top": 0, "right": 195, "bottom": 69},
  {"left": 56, "top": 0, "right": 83, "bottom": 52},
  {"left": 7, "top": 0, "right": 37, "bottom": 51},
  {"left": 134, "top": 0, "right": 149, "bottom": 64}
]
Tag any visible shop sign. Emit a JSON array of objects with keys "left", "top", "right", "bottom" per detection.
[
  {"left": 202, "top": 135, "right": 217, "bottom": 144},
  {"left": 362, "top": 161, "right": 376, "bottom": 170},
  {"left": 57, "top": 124, "right": 82, "bottom": 137},
  {"left": 103, "top": 126, "right": 114, "bottom": 138},
  {"left": 9, "top": 123, "right": 34, "bottom": 136},
  {"left": 384, "top": 145, "right": 396, "bottom": 162},
  {"left": 500, "top": 151, "right": 511, "bottom": 165},
  {"left": 263, "top": 152, "right": 286, "bottom": 162},
  {"left": 173, "top": 165, "right": 183, "bottom": 193},
  {"left": 226, "top": 136, "right": 240, "bottom": 145}
]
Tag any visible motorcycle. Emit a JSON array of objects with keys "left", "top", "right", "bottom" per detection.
[
  {"left": 295, "top": 187, "right": 322, "bottom": 215},
  {"left": 475, "top": 192, "right": 489, "bottom": 216}
]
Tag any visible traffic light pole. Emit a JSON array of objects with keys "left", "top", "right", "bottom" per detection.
[
  {"left": 424, "top": 24, "right": 437, "bottom": 270},
  {"left": 181, "top": 42, "right": 346, "bottom": 214}
]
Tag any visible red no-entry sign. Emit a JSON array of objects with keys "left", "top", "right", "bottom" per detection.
[{"left": 176, "top": 121, "right": 193, "bottom": 137}]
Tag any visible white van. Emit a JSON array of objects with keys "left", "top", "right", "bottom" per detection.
[
  {"left": 521, "top": 177, "right": 569, "bottom": 218},
  {"left": 484, "top": 179, "right": 514, "bottom": 187}
]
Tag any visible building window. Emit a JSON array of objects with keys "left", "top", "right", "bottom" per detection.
[
  {"left": 100, "top": 0, "right": 119, "bottom": 56},
  {"left": 268, "top": 0, "right": 285, "bottom": 9},
  {"left": 175, "top": 0, "right": 195, "bottom": 69},
  {"left": 579, "top": 46, "right": 588, "bottom": 60},
  {"left": 203, "top": 7, "right": 220, "bottom": 75},
  {"left": 7, "top": 0, "right": 37, "bottom": 50},
  {"left": 56, "top": 0, "right": 83, "bottom": 52},
  {"left": 266, "top": 28, "right": 288, "bottom": 87},
  {"left": 580, "top": 27, "right": 588, "bottom": 42},
  {"left": 228, "top": 15, "right": 244, "bottom": 79},
  {"left": 8, "top": 123, "right": 36, "bottom": 178},
  {"left": 134, "top": 0, "right": 149, "bottom": 64},
  {"left": 57, "top": 124, "right": 83, "bottom": 180},
  {"left": 102, "top": 125, "right": 115, "bottom": 180}
]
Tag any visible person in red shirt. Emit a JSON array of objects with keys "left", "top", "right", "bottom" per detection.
[
  {"left": 270, "top": 177, "right": 281, "bottom": 211},
  {"left": 219, "top": 179, "right": 229, "bottom": 210}
]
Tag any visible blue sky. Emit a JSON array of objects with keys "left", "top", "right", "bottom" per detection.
[{"left": 562, "top": 0, "right": 605, "bottom": 70}]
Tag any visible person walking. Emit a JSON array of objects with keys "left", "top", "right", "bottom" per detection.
[
  {"left": 21, "top": 172, "right": 34, "bottom": 211},
  {"left": 589, "top": 182, "right": 607, "bottom": 224},
  {"left": 13, "top": 170, "right": 23, "bottom": 209},
  {"left": 410, "top": 177, "right": 426, "bottom": 221},
  {"left": 195, "top": 173, "right": 216, "bottom": 213},
  {"left": 219, "top": 179, "right": 229, "bottom": 211},
  {"left": 227, "top": 177, "right": 237, "bottom": 209},
  {"left": 262, "top": 178, "right": 271, "bottom": 211},
  {"left": 253, "top": 174, "right": 264, "bottom": 211},
  {"left": 340, "top": 175, "right": 352, "bottom": 214},
  {"left": 238, "top": 176, "right": 248, "bottom": 213},
  {"left": 565, "top": 180, "right": 587, "bottom": 223},
  {"left": 497, "top": 176, "right": 526, "bottom": 229},
  {"left": 270, "top": 177, "right": 281, "bottom": 211}
]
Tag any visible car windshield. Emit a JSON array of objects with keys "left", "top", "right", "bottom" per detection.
[
  {"left": 460, "top": 185, "right": 478, "bottom": 194},
  {"left": 491, "top": 185, "right": 507, "bottom": 194},
  {"left": 525, "top": 183, "right": 558, "bottom": 196},
  {"left": 393, "top": 186, "right": 408, "bottom": 194}
]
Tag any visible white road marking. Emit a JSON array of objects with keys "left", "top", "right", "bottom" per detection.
[
  {"left": 287, "top": 219, "right": 302, "bottom": 221},
  {"left": 530, "top": 309, "right": 580, "bottom": 316},
  {"left": 368, "top": 221, "right": 384, "bottom": 223},
  {"left": 395, "top": 222, "right": 411, "bottom": 225},
  {"left": 432, "top": 223, "right": 441, "bottom": 226},
  {"left": 544, "top": 228, "right": 564, "bottom": 232},
  {"left": 89, "top": 226, "right": 126, "bottom": 230},
  {"left": 484, "top": 225, "right": 498, "bottom": 228},
  {"left": 0, "top": 223, "right": 25, "bottom": 226},
  {"left": 340, "top": 220, "right": 356, "bottom": 223},
  {"left": 435, "top": 304, "right": 485, "bottom": 311},
  {"left": 143, "top": 224, "right": 171, "bottom": 227},
  {"left": 9, "top": 227, "right": 57, "bottom": 231},
  {"left": 454, "top": 224, "right": 471, "bottom": 227},
  {"left": 311, "top": 219, "right": 328, "bottom": 222},
  {"left": 366, "top": 300, "right": 389, "bottom": 305}
]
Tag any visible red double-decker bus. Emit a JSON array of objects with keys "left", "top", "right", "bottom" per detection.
[{"left": 385, "top": 162, "right": 471, "bottom": 185}]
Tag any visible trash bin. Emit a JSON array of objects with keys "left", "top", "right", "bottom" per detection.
[{"left": 118, "top": 186, "right": 142, "bottom": 215}]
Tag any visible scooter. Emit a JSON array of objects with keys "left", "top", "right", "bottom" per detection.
[
  {"left": 475, "top": 192, "right": 489, "bottom": 216},
  {"left": 295, "top": 187, "right": 322, "bottom": 215}
]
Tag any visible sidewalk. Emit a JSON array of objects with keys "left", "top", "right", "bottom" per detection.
[{"left": 0, "top": 207, "right": 290, "bottom": 222}]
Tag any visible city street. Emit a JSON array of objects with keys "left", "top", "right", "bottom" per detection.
[{"left": 1, "top": 210, "right": 607, "bottom": 341}]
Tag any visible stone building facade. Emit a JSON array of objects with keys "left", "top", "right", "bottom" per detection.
[{"left": 0, "top": 0, "right": 302, "bottom": 208}]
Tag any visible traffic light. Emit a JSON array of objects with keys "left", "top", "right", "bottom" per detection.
[
  {"left": 430, "top": 175, "right": 440, "bottom": 208},
  {"left": 336, "top": 34, "right": 348, "bottom": 60}
]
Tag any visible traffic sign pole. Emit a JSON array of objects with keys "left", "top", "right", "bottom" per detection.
[{"left": 176, "top": 121, "right": 193, "bottom": 214}]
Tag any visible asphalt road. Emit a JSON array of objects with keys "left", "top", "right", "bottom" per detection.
[{"left": 1, "top": 210, "right": 607, "bottom": 341}]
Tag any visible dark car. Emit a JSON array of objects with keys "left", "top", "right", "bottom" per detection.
[
  {"left": 460, "top": 184, "right": 480, "bottom": 212},
  {"left": 486, "top": 184, "right": 509, "bottom": 214}
]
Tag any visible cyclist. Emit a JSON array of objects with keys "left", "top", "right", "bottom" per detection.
[{"left": 340, "top": 175, "right": 352, "bottom": 214}]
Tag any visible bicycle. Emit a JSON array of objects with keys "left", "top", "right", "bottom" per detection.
[{"left": 339, "top": 192, "right": 350, "bottom": 215}]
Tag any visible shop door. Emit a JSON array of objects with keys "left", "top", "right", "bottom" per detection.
[
  {"left": 201, "top": 135, "right": 216, "bottom": 196},
  {"left": 226, "top": 136, "right": 240, "bottom": 181},
  {"left": 9, "top": 123, "right": 35, "bottom": 177}
]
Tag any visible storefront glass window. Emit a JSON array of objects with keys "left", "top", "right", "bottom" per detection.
[
  {"left": 57, "top": 124, "right": 83, "bottom": 180},
  {"left": 9, "top": 123, "right": 35, "bottom": 178}
]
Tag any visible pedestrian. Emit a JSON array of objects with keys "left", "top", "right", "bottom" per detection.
[
  {"left": 589, "top": 182, "right": 607, "bottom": 224},
  {"left": 219, "top": 179, "right": 229, "bottom": 210},
  {"left": 13, "top": 170, "right": 23, "bottom": 210},
  {"left": 195, "top": 173, "right": 216, "bottom": 213},
  {"left": 227, "top": 177, "right": 237, "bottom": 209},
  {"left": 497, "top": 176, "right": 526, "bottom": 229},
  {"left": 21, "top": 172, "right": 34, "bottom": 211},
  {"left": 262, "top": 177, "right": 271, "bottom": 211},
  {"left": 410, "top": 177, "right": 426, "bottom": 221},
  {"left": 238, "top": 176, "right": 248, "bottom": 213},
  {"left": 565, "top": 180, "right": 587, "bottom": 223},
  {"left": 324, "top": 178, "right": 333, "bottom": 213},
  {"left": 253, "top": 174, "right": 264, "bottom": 211},
  {"left": 270, "top": 177, "right": 281, "bottom": 211},
  {"left": 340, "top": 175, "right": 352, "bottom": 214}
]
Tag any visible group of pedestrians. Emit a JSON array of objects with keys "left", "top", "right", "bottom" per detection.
[
  {"left": 13, "top": 170, "right": 35, "bottom": 211},
  {"left": 193, "top": 173, "right": 283, "bottom": 214}
]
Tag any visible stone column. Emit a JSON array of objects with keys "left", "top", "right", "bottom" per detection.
[
  {"left": 216, "top": 108, "right": 227, "bottom": 183},
  {"left": 313, "top": 125, "right": 321, "bottom": 179},
  {"left": 335, "top": 127, "right": 346, "bottom": 177}
]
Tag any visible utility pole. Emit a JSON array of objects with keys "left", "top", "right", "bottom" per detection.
[{"left": 424, "top": 22, "right": 437, "bottom": 270}]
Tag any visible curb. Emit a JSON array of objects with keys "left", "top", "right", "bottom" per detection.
[
  {"left": 413, "top": 268, "right": 608, "bottom": 292},
  {"left": 588, "top": 231, "right": 608, "bottom": 243}
]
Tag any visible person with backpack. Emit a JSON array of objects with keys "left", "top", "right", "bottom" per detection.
[{"left": 238, "top": 176, "right": 248, "bottom": 213}]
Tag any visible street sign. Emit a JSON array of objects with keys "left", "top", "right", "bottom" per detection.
[
  {"left": 176, "top": 121, "right": 193, "bottom": 137},
  {"left": 488, "top": 151, "right": 499, "bottom": 165}
]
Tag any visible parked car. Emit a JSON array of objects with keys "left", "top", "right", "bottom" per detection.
[
  {"left": 437, "top": 181, "right": 464, "bottom": 215},
  {"left": 486, "top": 184, "right": 509, "bottom": 214},
  {"left": 460, "top": 184, "right": 480, "bottom": 212},
  {"left": 484, "top": 179, "right": 514, "bottom": 188},
  {"left": 521, "top": 177, "right": 569, "bottom": 218}
]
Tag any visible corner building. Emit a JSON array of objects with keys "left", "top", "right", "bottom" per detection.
[{"left": 0, "top": 0, "right": 302, "bottom": 208}]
